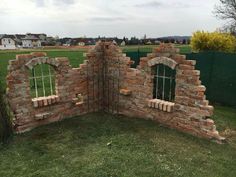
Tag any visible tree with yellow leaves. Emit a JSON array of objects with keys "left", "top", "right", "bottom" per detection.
[{"left": 191, "top": 31, "right": 236, "bottom": 52}]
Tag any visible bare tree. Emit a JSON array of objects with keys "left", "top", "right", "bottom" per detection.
[{"left": 214, "top": 0, "right": 236, "bottom": 34}]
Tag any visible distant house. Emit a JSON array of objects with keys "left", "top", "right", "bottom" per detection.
[
  {"left": 78, "top": 42, "right": 85, "bottom": 46},
  {"left": 73, "top": 38, "right": 90, "bottom": 46},
  {"left": 64, "top": 39, "right": 72, "bottom": 46},
  {"left": 146, "top": 40, "right": 153, "bottom": 45},
  {"left": 22, "top": 35, "right": 41, "bottom": 48},
  {"left": 27, "top": 33, "right": 47, "bottom": 45},
  {"left": 120, "top": 41, "right": 126, "bottom": 46},
  {"left": 0, "top": 35, "right": 17, "bottom": 50},
  {"left": 15, "top": 34, "right": 26, "bottom": 47},
  {"left": 154, "top": 40, "right": 161, "bottom": 45}
]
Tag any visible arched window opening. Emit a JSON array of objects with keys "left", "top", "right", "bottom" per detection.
[
  {"left": 153, "top": 64, "right": 176, "bottom": 102},
  {"left": 29, "top": 64, "right": 56, "bottom": 98}
]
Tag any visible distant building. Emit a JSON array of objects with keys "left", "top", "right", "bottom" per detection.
[
  {"left": 78, "top": 42, "right": 85, "bottom": 46},
  {"left": 15, "top": 34, "right": 26, "bottom": 47},
  {"left": 120, "top": 41, "right": 126, "bottom": 46},
  {"left": 22, "top": 35, "right": 41, "bottom": 48},
  {"left": 27, "top": 33, "right": 47, "bottom": 44},
  {"left": 0, "top": 35, "right": 17, "bottom": 50},
  {"left": 154, "top": 40, "right": 161, "bottom": 45},
  {"left": 146, "top": 40, "right": 152, "bottom": 45}
]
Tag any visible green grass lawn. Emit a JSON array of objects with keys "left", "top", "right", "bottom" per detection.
[{"left": 0, "top": 106, "right": 235, "bottom": 177}]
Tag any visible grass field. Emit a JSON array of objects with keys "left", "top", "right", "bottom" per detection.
[
  {"left": 0, "top": 45, "right": 191, "bottom": 89},
  {"left": 0, "top": 106, "right": 235, "bottom": 177}
]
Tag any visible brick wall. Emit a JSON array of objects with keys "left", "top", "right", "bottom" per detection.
[
  {"left": 6, "top": 47, "right": 102, "bottom": 132},
  {"left": 6, "top": 42, "right": 224, "bottom": 143}
]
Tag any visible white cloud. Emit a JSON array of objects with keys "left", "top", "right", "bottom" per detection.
[{"left": 0, "top": 0, "right": 223, "bottom": 37}]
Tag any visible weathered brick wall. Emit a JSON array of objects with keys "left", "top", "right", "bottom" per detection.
[
  {"left": 112, "top": 43, "right": 224, "bottom": 142},
  {"left": 6, "top": 44, "right": 103, "bottom": 133},
  {"left": 6, "top": 42, "right": 224, "bottom": 142}
]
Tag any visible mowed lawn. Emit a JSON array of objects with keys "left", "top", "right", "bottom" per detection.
[{"left": 0, "top": 106, "right": 235, "bottom": 177}]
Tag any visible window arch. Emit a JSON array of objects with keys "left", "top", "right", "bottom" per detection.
[
  {"left": 153, "top": 64, "right": 176, "bottom": 102},
  {"left": 29, "top": 64, "right": 56, "bottom": 98}
]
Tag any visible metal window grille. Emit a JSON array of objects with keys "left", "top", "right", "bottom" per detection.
[
  {"left": 29, "top": 64, "right": 56, "bottom": 98},
  {"left": 153, "top": 64, "right": 176, "bottom": 102}
]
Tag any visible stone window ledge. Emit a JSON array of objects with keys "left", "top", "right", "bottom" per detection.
[
  {"left": 148, "top": 99, "right": 175, "bottom": 112},
  {"left": 32, "top": 95, "right": 60, "bottom": 108}
]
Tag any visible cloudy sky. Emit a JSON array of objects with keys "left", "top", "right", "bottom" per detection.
[{"left": 0, "top": 0, "right": 223, "bottom": 38}]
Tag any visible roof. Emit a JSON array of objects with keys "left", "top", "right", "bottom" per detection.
[
  {"left": 0, "top": 34, "right": 16, "bottom": 45},
  {"left": 26, "top": 33, "right": 46, "bottom": 38},
  {"left": 21, "top": 35, "right": 40, "bottom": 40},
  {"left": 15, "top": 34, "right": 26, "bottom": 39},
  {"left": 0, "top": 34, "right": 16, "bottom": 39}
]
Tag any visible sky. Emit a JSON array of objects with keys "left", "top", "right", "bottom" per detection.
[{"left": 0, "top": 0, "right": 223, "bottom": 38}]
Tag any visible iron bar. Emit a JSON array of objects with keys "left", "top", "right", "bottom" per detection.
[
  {"left": 117, "top": 58, "right": 120, "bottom": 114},
  {"left": 162, "top": 66, "right": 166, "bottom": 100},
  {"left": 98, "top": 59, "right": 100, "bottom": 110},
  {"left": 29, "top": 75, "right": 54, "bottom": 79},
  {"left": 40, "top": 64, "right": 46, "bottom": 97},
  {"left": 169, "top": 77, "right": 172, "bottom": 101},
  {"left": 33, "top": 68, "right": 38, "bottom": 98},
  {"left": 93, "top": 58, "right": 95, "bottom": 112},
  {"left": 107, "top": 60, "right": 110, "bottom": 113},
  {"left": 86, "top": 60, "right": 90, "bottom": 112},
  {"left": 155, "top": 65, "right": 159, "bottom": 99},
  {"left": 48, "top": 66, "right": 53, "bottom": 95},
  {"left": 102, "top": 45, "right": 105, "bottom": 111},
  {"left": 112, "top": 71, "right": 115, "bottom": 114}
]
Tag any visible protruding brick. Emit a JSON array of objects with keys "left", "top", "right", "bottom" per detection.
[
  {"left": 120, "top": 89, "right": 132, "bottom": 96},
  {"left": 31, "top": 52, "right": 47, "bottom": 58}
]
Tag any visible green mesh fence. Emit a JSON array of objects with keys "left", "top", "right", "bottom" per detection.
[
  {"left": 186, "top": 52, "right": 236, "bottom": 107},
  {"left": 125, "top": 51, "right": 236, "bottom": 107},
  {"left": 125, "top": 50, "right": 152, "bottom": 68}
]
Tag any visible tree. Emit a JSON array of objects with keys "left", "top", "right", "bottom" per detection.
[
  {"left": 191, "top": 31, "right": 236, "bottom": 52},
  {"left": 129, "top": 37, "right": 139, "bottom": 45},
  {"left": 214, "top": 0, "right": 236, "bottom": 34}
]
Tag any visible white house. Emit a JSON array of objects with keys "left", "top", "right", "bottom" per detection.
[
  {"left": 120, "top": 41, "right": 126, "bottom": 46},
  {"left": 22, "top": 35, "right": 41, "bottom": 48},
  {"left": 0, "top": 35, "right": 17, "bottom": 50},
  {"left": 78, "top": 42, "right": 85, "bottom": 46}
]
